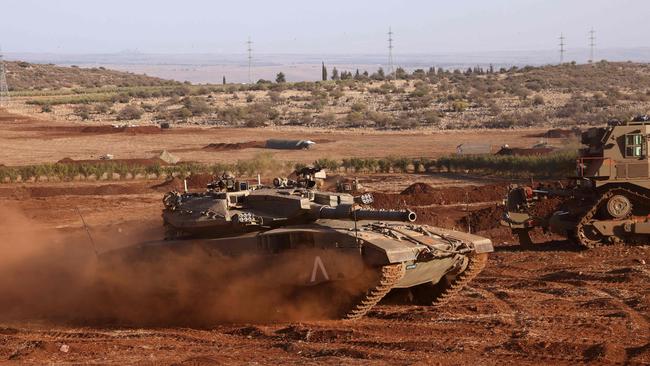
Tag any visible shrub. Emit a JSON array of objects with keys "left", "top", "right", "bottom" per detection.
[
  {"left": 267, "top": 91, "right": 284, "bottom": 104},
  {"left": 314, "top": 158, "right": 340, "bottom": 171},
  {"left": 182, "top": 97, "right": 211, "bottom": 116},
  {"left": 350, "top": 102, "right": 368, "bottom": 112},
  {"left": 450, "top": 100, "right": 469, "bottom": 112},
  {"left": 73, "top": 105, "right": 92, "bottom": 120},
  {"left": 346, "top": 111, "right": 365, "bottom": 124},
  {"left": 117, "top": 105, "right": 144, "bottom": 120},
  {"left": 421, "top": 110, "right": 440, "bottom": 125},
  {"left": 532, "top": 95, "right": 545, "bottom": 105},
  {"left": 94, "top": 102, "right": 113, "bottom": 114}
]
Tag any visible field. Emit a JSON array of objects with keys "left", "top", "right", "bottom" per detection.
[
  {"left": 1, "top": 173, "right": 648, "bottom": 364},
  {"left": 0, "top": 108, "right": 556, "bottom": 166},
  {"left": 0, "top": 61, "right": 649, "bottom": 365}
]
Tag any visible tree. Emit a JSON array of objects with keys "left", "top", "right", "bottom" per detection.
[
  {"left": 331, "top": 67, "right": 339, "bottom": 80},
  {"left": 275, "top": 72, "right": 286, "bottom": 83},
  {"left": 223, "top": 76, "right": 226, "bottom": 85},
  {"left": 371, "top": 67, "right": 385, "bottom": 80},
  {"left": 321, "top": 62, "right": 328, "bottom": 81},
  {"left": 354, "top": 69, "right": 360, "bottom": 79},
  {"left": 395, "top": 67, "right": 407, "bottom": 79}
]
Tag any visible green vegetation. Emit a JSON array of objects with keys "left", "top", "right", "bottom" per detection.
[
  {"left": 0, "top": 152, "right": 577, "bottom": 184},
  {"left": 117, "top": 105, "right": 144, "bottom": 120},
  {"left": 315, "top": 152, "right": 577, "bottom": 178}
]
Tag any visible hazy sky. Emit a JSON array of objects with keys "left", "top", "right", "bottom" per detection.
[{"left": 2, "top": 0, "right": 648, "bottom": 54}]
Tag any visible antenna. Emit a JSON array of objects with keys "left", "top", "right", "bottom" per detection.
[
  {"left": 0, "top": 46, "right": 9, "bottom": 107},
  {"left": 558, "top": 33, "right": 566, "bottom": 64},
  {"left": 75, "top": 207, "right": 99, "bottom": 259},
  {"left": 246, "top": 36, "right": 253, "bottom": 84},
  {"left": 388, "top": 26, "right": 395, "bottom": 80},
  {"left": 589, "top": 28, "right": 596, "bottom": 63}
]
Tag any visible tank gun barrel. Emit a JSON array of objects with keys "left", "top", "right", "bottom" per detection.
[{"left": 310, "top": 204, "right": 417, "bottom": 222}]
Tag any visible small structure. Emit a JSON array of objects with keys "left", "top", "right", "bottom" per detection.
[{"left": 265, "top": 139, "right": 315, "bottom": 150}]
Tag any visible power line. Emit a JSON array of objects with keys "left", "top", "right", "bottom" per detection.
[
  {"left": 0, "top": 46, "right": 9, "bottom": 107},
  {"left": 246, "top": 36, "right": 253, "bottom": 84},
  {"left": 589, "top": 28, "right": 596, "bottom": 63},
  {"left": 560, "top": 33, "right": 566, "bottom": 65},
  {"left": 387, "top": 26, "right": 395, "bottom": 80}
]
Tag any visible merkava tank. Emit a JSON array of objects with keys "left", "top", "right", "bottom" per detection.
[
  {"left": 101, "top": 168, "right": 493, "bottom": 320},
  {"left": 502, "top": 116, "right": 650, "bottom": 248}
]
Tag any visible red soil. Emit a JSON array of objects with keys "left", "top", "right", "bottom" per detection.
[{"left": 375, "top": 183, "right": 507, "bottom": 207}]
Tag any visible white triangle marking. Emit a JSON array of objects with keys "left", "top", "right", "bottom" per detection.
[{"left": 310, "top": 256, "right": 330, "bottom": 282}]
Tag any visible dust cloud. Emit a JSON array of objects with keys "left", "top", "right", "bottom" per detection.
[{"left": 0, "top": 206, "right": 369, "bottom": 326}]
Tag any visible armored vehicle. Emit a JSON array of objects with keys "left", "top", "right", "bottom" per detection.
[
  {"left": 100, "top": 170, "right": 493, "bottom": 320},
  {"left": 502, "top": 116, "right": 650, "bottom": 247}
]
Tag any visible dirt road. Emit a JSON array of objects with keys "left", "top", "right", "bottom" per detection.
[{"left": 0, "top": 179, "right": 647, "bottom": 365}]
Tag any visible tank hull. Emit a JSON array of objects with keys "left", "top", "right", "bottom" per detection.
[{"left": 98, "top": 220, "right": 493, "bottom": 320}]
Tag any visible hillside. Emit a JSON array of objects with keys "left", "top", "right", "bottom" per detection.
[
  {"left": 4, "top": 61, "right": 179, "bottom": 90},
  {"left": 7, "top": 61, "right": 650, "bottom": 130}
]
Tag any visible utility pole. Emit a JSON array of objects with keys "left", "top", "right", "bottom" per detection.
[
  {"left": 246, "top": 37, "right": 253, "bottom": 84},
  {"left": 0, "top": 46, "right": 9, "bottom": 107},
  {"left": 388, "top": 26, "right": 395, "bottom": 80},
  {"left": 589, "top": 28, "right": 596, "bottom": 64},
  {"left": 560, "top": 33, "right": 566, "bottom": 65}
]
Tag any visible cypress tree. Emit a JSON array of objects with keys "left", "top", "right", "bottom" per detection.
[
  {"left": 322, "top": 62, "right": 328, "bottom": 81},
  {"left": 331, "top": 67, "right": 339, "bottom": 80}
]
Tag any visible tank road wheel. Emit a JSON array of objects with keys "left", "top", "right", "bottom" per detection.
[
  {"left": 410, "top": 253, "right": 488, "bottom": 307},
  {"left": 605, "top": 194, "right": 633, "bottom": 219}
]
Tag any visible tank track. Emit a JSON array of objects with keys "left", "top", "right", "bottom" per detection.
[
  {"left": 431, "top": 253, "right": 488, "bottom": 307},
  {"left": 576, "top": 187, "right": 650, "bottom": 248},
  {"left": 344, "top": 264, "right": 405, "bottom": 320}
]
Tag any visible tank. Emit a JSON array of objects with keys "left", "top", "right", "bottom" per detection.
[
  {"left": 502, "top": 116, "right": 650, "bottom": 248},
  {"left": 100, "top": 169, "right": 494, "bottom": 320}
]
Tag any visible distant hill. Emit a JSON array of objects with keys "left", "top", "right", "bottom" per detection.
[{"left": 4, "top": 61, "right": 179, "bottom": 91}]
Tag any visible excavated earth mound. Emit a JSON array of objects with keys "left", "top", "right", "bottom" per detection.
[
  {"left": 375, "top": 183, "right": 507, "bottom": 207},
  {"left": 203, "top": 141, "right": 266, "bottom": 151},
  {"left": 79, "top": 125, "right": 162, "bottom": 134}
]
